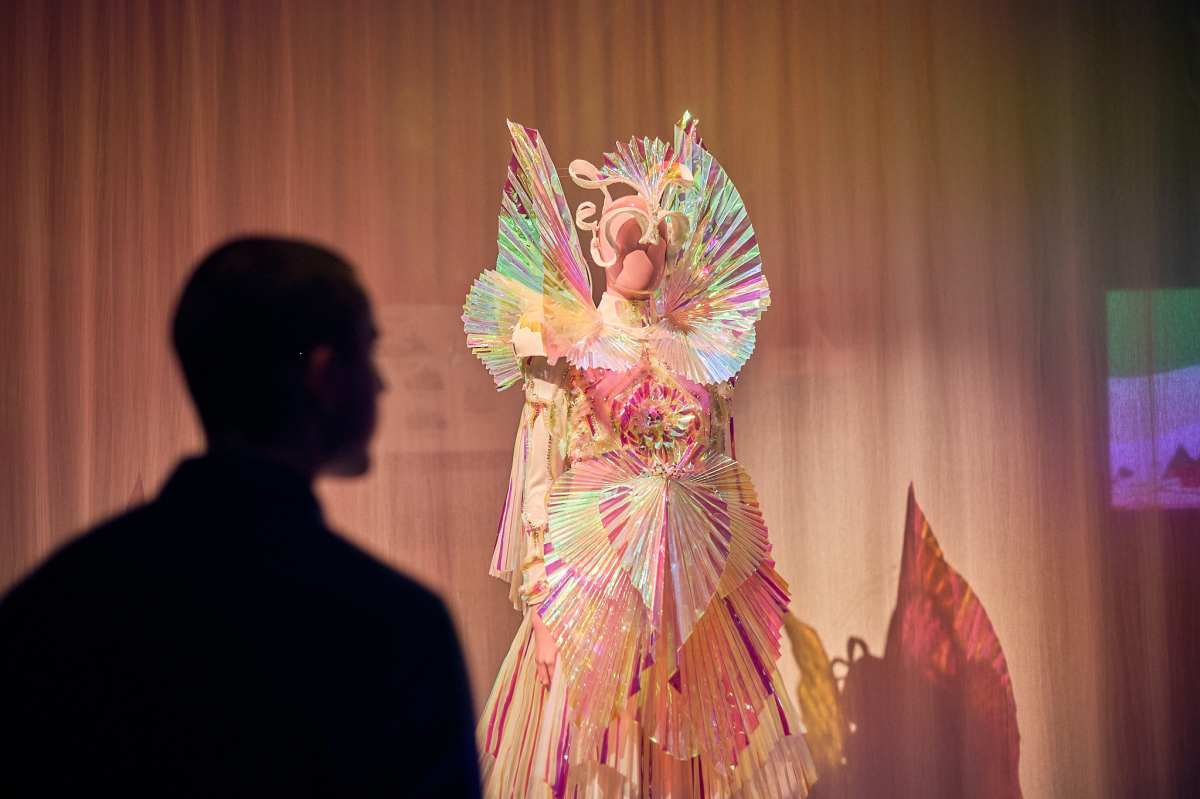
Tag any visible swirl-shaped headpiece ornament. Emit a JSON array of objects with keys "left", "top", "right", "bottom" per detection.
[{"left": 568, "top": 153, "right": 694, "bottom": 269}]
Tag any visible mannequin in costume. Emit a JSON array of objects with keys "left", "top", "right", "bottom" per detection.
[{"left": 464, "top": 114, "right": 816, "bottom": 798}]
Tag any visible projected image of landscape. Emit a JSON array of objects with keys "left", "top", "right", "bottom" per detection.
[{"left": 1108, "top": 288, "right": 1200, "bottom": 510}]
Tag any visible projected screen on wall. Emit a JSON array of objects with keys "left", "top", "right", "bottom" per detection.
[{"left": 1108, "top": 288, "right": 1200, "bottom": 510}]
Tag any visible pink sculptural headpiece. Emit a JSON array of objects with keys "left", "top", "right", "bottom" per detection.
[{"left": 567, "top": 156, "right": 694, "bottom": 269}]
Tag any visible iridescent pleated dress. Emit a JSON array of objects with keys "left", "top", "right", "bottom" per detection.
[{"left": 464, "top": 114, "right": 816, "bottom": 799}]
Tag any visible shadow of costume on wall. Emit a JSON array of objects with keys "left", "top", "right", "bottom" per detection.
[{"left": 792, "top": 486, "right": 1023, "bottom": 799}]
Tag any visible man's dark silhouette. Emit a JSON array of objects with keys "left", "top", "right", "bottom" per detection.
[{"left": 0, "top": 238, "right": 481, "bottom": 796}]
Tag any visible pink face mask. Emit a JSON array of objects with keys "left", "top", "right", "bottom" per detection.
[{"left": 568, "top": 157, "right": 693, "bottom": 298}]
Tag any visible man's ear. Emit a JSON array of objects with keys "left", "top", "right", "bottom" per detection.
[{"left": 304, "top": 344, "right": 338, "bottom": 411}]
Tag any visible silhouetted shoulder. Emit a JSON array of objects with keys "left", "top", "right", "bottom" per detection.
[
  {"left": 302, "top": 524, "right": 452, "bottom": 629},
  {"left": 0, "top": 502, "right": 161, "bottom": 612}
]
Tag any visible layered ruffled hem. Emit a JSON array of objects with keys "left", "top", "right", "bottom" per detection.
[{"left": 477, "top": 613, "right": 816, "bottom": 799}]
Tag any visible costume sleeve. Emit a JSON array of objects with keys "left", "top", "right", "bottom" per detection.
[
  {"left": 709, "top": 379, "right": 737, "bottom": 459},
  {"left": 488, "top": 322, "right": 568, "bottom": 611}
]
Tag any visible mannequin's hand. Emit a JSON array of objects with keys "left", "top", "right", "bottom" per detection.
[{"left": 530, "top": 609, "right": 558, "bottom": 688}]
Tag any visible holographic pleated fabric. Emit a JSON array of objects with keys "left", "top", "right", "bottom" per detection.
[
  {"left": 533, "top": 451, "right": 814, "bottom": 797},
  {"left": 471, "top": 115, "right": 813, "bottom": 798},
  {"left": 477, "top": 423, "right": 817, "bottom": 797},
  {"left": 463, "top": 114, "right": 770, "bottom": 390}
]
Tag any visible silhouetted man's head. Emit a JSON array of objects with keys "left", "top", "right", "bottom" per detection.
[{"left": 173, "top": 237, "right": 383, "bottom": 478}]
